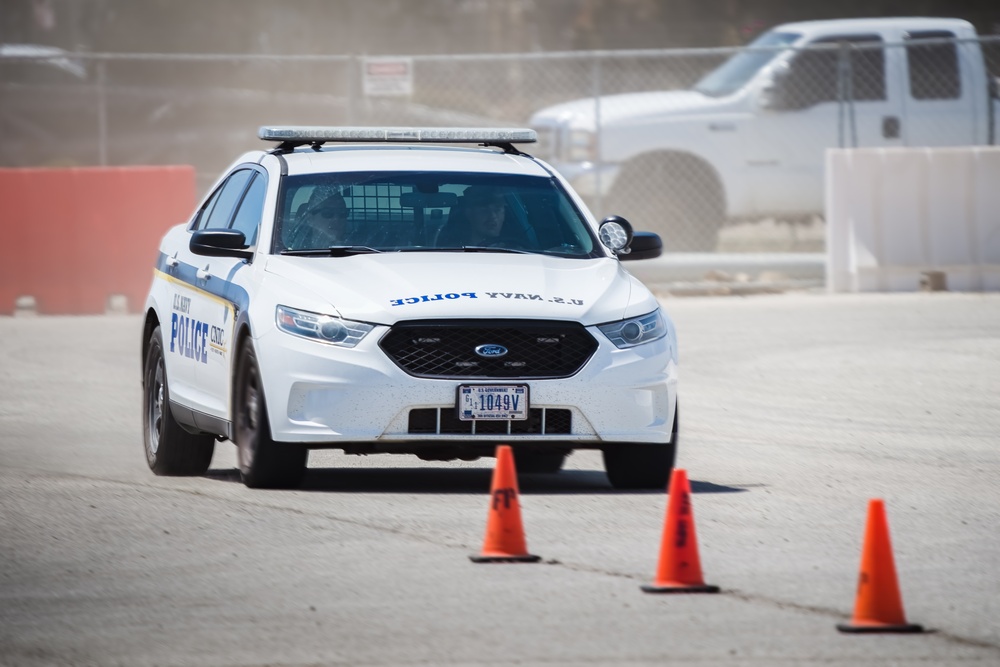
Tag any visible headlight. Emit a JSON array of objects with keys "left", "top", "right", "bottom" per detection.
[
  {"left": 567, "top": 129, "right": 596, "bottom": 162},
  {"left": 597, "top": 310, "right": 667, "bottom": 349},
  {"left": 275, "top": 305, "right": 373, "bottom": 347}
]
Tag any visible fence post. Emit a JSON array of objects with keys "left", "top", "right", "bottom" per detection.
[
  {"left": 97, "top": 59, "right": 108, "bottom": 166},
  {"left": 348, "top": 55, "right": 359, "bottom": 125},
  {"left": 836, "top": 41, "right": 857, "bottom": 149},
  {"left": 592, "top": 55, "right": 603, "bottom": 215}
]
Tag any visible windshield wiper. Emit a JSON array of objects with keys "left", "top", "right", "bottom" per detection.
[
  {"left": 426, "top": 245, "right": 534, "bottom": 255},
  {"left": 280, "top": 246, "right": 381, "bottom": 257}
]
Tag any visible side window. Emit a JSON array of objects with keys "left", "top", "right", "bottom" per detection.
[
  {"left": 201, "top": 169, "right": 253, "bottom": 231},
  {"left": 192, "top": 186, "right": 224, "bottom": 230},
  {"left": 230, "top": 173, "right": 266, "bottom": 245},
  {"left": 848, "top": 38, "right": 886, "bottom": 101},
  {"left": 786, "top": 34, "right": 885, "bottom": 108},
  {"left": 906, "top": 31, "right": 960, "bottom": 100}
]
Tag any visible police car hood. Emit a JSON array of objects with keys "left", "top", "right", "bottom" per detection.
[{"left": 263, "top": 253, "right": 653, "bottom": 326}]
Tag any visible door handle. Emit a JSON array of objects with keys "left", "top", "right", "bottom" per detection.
[
  {"left": 196, "top": 265, "right": 211, "bottom": 281},
  {"left": 882, "top": 116, "right": 900, "bottom": 139},
  {"left": 165, "top": 253, "right": 179, "bottom": 269}
]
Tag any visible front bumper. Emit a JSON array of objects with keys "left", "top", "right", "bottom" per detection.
[{"left": 256, "top": 323, "right": 676, "bottom": 449}]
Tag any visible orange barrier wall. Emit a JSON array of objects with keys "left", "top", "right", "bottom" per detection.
[{"left": 0, "top": 166, "right": 196, "bottom": 315}]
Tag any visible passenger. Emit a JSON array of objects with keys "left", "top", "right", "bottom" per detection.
[
  {"left": 437, "top": 185, "right": 508, "bottom": 247},
  {"left": 287, "top": 191, "right": 349, "bottom": 249},
  {"left": 462, "top": 186, "right": 507, "bottom": 245}
]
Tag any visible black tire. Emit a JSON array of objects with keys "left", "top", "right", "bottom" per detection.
[
  {"left": 234, "top": 341, "right": 307, "bottom": 489},
  {"left": 142, "top": 325, "right": 215, "bottom": 476},
  {"left": 602, "top": 402, "right": 679, "bottom": 490},
  {"left": 515, "top": 450, "right": 567, "bottom": 475},
  {"left": 606, "top": 154, "right": 724, "bottom": 252}
]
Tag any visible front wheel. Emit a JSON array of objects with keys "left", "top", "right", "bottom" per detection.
[
  {"left": 142, "top": 325, "right": 215, "bottom": 476},
  {"left": 602, "top": 403, "right": 679, "bottom": 490},
  {"left": 234, "top": 341, "right": 307, "bottom": 489}
]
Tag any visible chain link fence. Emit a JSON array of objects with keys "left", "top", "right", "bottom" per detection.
[{"left": 2, "top": 34, "right": 998, "bottom": 252}]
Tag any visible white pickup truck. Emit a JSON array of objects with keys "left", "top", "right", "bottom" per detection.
[{"left": 529, "top": 17, "right": 1000, "bottom": 250}]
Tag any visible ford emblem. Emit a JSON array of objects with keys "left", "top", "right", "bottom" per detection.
[{"left": 475, "top": 344, "right": 508, "bottom": 358}]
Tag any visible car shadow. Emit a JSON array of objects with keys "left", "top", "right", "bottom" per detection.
[{"left": 203, "top": 466, "right": 751, "bottom": 496}]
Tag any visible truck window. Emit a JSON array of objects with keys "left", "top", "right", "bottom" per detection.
[
  {"left": 905, "top": 31, "right": 960, "bottom": 100},
  {"left": 0, "top": 48, "right": 87, "bottom": 85},
  {"left": 785, "top": 35, "right": 885, "bottom": 108},
  {"left": 694, "top": 30, "right": 800, "bottom": 98}
]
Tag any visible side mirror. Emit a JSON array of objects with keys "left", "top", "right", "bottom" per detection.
[
  {"left": 598, "top": 216, "right": 662, "bottom": 260},
  {"left": 190, "top": 229, "right": 253, "bottom": 260},
  {"left": 758, "top": 62, "right": 791, "bottom": 111},
  {"left": 620, "top": 231, "right": 662, "bottom": 261}
]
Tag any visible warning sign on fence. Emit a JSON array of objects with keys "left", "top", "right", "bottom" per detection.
[{"left": 362, "top": 57, "right": 413, "bottom": 97}]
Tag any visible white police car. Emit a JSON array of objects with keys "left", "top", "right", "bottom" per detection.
[{"left": 141, "top": 127, "right": 678, "bottom": 489}]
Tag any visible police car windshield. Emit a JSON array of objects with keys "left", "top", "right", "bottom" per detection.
[
  {"left": 694, "top": 30, "right": 800, "bottom": 97},
  {"left": 273, "top": 171, "right": 600, "bottom": 257}
]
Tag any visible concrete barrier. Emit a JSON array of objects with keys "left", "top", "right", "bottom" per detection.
[
  {"left": 626, "top": 252, "right": 825, "bottom": 296},
  {"left": 826, "top": 147, "right": 1000, "bottom": 292},
  {"left": 0, "top": 166, "right": 195, "bottom": 314}
]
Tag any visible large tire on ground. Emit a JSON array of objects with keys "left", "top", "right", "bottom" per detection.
[
  {"left": 515, "top": 450, "right": 567, "bottom": 475},
  {"left": 605, "top": 153, "right": 724, "bottom": 252},
  {"left": 602, "top": 402, "right": 679, "bottom": 490},
  {"left": 142, "top": 325, "right": 215, "bottom": 476},
  {"left": 234, "top": 341, "right": 307, "bottom": 489}
]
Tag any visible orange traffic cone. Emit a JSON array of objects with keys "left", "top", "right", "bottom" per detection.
[
  {"left": 470, "top": 445, "right": 540, "bottom": 563},
  {"left": 641, "top": 468, "right": 719, "bottom": 593},
  {"left": 837, "top": 499, "right": 923, "bottom": 633}
]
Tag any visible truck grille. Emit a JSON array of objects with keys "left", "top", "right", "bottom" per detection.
[
  {"left": 408, "top": 407, "right": 572, "bottom": 435},
  {"left": 379, "top": 320, "right": 598, "bottom": 379}
]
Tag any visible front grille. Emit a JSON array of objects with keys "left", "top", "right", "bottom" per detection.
[
  {"left": 409, "top": 408, "right": 572, "bottom": 435},
  {"left": 379, "top": 320, "right": 598, "bottom": 379}
]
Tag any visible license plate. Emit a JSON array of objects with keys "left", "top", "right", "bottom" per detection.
[{"left": 457, "top": 385, "right": 529, "bottom": 421}]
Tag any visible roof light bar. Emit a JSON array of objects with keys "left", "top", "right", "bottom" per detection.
[{"left": 259, "top": 126, "right": 537, "bottom": 145}]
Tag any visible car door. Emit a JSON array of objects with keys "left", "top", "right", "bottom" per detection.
[
  {"left": 746, "top": 34, "right": 904, "bottom": 216},
  {"left": 169, "top": 166, "right": 259, "bottom": 422},
  {"left": 192, "top": 167, "right": 267, "bottom": 422},
  {"left": 157, "top": 182, "right": 232, "bottom": 412},
  {"left": 900, "top": 30, "right": 978, "bottom": 147}
]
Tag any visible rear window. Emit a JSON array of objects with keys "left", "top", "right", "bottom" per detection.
[{"left": 906, "top": 31, "right": 961, "bottom": 100}]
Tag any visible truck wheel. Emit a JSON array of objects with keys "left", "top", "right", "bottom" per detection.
[
  {"left": 234, "top": 342, "right": 307, "bottom": 489},
  {"left": 602, "top": 403, "right": 679, "bottom": 490},
  {"left": 142, "top": 325, "right": 215, "bottom": 476},
  {"left": 515, "top": 450, "right": 566, "bottom": 474},
  {"left": 607, "top": 154, "right": 724, "bottom": 252}
]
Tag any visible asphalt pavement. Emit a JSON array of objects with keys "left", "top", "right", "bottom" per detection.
[{"left": 1, "top": 292, "right": 998, "bottom": 666}]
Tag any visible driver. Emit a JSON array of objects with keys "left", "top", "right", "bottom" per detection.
[
  {"left": 460, "top": 186, "right": 506, "bottom": 246},
  {"left": 287, "top": 191, "right": 349, "bottom": 249}
]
